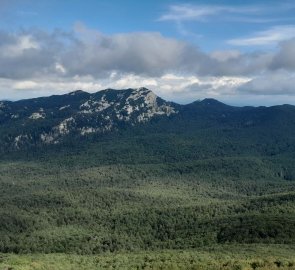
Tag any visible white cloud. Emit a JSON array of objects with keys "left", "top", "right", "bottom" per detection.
[
  {"left": 113, "top": 75, "right": 158, "bottom": 89},
  {"left": 0, "top": 73, "right": 250, "bottom": 103},
  {"left": 158, "top": 4, "right": 260, "bottom": 22},
  {"left": 154, "top": 74, "right": 251, "bottom": 103},
  {"left": 2, "top": 70, "right": 295, "bottom": 106},
  {"left": 228, "top": 25, "right": 295, "bottom": 46},
  {"left": 13, "top": 80, "right": 38, "bottom": 89},
  {"left": 158, "top": 5, "right": 222, "bottom": 22},
  {"left": 0, "top": 26, "right": 294, "bottom": 105},
  {"left": 158, "top": 2, "right": 295, "bottom": 24},
  {"left": 55, "top": 63, "right": 66, "bottom": 74}
]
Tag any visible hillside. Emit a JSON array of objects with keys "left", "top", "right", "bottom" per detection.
[{"left": 1, "top": 88, "right": 295, "bottom": 269}]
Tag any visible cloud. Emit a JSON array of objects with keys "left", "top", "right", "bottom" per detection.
[
  {"left": 237, "top": 71, "right": 295, "bottom": 95},
  {"left": 62, "top": 30, "right": 201, "bottom": 78},
  {"left": 210, "top": 50, "right": 241, "bottom": 62},
  {"left": 0, "top": 25, "right": 294, "bottom": 103},
  {"left": 270, "top": 38, "right": 295, "bottom": 70},
  {"left": 58, "top": 28, "right": 285, "bottom": 78},
  {"left": 158, "top": 4, "right": 260, "bottom": 22},
  {"left": 0, "top": 29, "right": 77, "bottom": 79},
  {"left": 0, "top": 26, "right": 205, "bottom": 79},
  {"left": 2, "top": 35, "right": 40, "bottom": 57},
  {"left": 158, "top": 4, "right": 223, "bottom": 22},
  {"left": 228, "top": 25, "right": 295, "bottom": 46},
  {"left": 0, "top": 70, "right": 294, "bottom": 105},
  {"left": 13, "top": 80, "right": 38, "bottom": 90},
  {"left": 0, "top": 25, "right": 294, "bottom": 83},
  {"left": 158, "top": 3, "right": 295, "bottom": 24},
  {"left": 0, "top": 73, "right": 250, "bottom": 104}
]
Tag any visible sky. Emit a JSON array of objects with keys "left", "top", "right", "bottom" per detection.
[{"left": 0, "top": 0, "right": 295, "bottom": 105}]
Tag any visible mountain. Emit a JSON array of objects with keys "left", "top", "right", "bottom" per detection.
[
  {"left": 0, "top": 87, "right": 178, "bottom": 149},
  {"left": 1, "top": 87, "right": 295, "bottom": 152},
  {"left": 1, "top": 87, "right": 295, "bottom": 258}
]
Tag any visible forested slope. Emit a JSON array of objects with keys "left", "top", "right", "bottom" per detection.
[{"left": 1, "top": 89, "right": 295, "bottom": 259}]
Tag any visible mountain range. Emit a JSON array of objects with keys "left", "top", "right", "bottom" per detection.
[
  {"left": 1, "top": 87, "right": 295, "bottom": 152},
  {"left": 1, "top": 87, "right": 295, "bottom": 258}
]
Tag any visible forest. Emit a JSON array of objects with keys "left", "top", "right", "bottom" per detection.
[
  {"left": 1, "top": 112, "right": 295, "bottom": 269},
  {"left": 1, "top": 97, "right": 295, "bottom": 269}
]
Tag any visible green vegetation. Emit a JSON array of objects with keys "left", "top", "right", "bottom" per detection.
[
  {"left": 1, "top": 97, "right": 295, "bottom": 268},
  {"left": 1, "top": 245, "right": 295, "bottom": 270},
  {"left": 1, "top": 153, "right": 295, "bottom": 254}
]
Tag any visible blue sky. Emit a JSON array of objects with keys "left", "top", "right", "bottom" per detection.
[
  {"left": 3, "top": 0, "right": 295, "bottom": 50},
  {"left": 0, "top": 0, "right": 295, "bottom": 105}
]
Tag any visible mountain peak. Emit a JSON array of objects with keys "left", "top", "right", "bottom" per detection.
[
  {"left": 2, "top": 87, "right": 178, "bottom": 147},
  {"left": 136, "top": 87, "right": 152, "bottom": 93},
  {"left": 68, "top": 90, "right": 88, "bottom": 96},
  {"left": 125, "top": 87, "right": 155, "bottom": 96},
  {"left": 201, "top": 98, "right": 226, "bottom": 106}
]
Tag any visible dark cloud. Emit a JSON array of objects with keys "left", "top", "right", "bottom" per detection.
[
  {"left": 0, "top": 29, "right": 76, "bottom": 79},
  {"left": 197, "top": 51, "right": 273, "bottom": 76},
  {"left": 237, "top": 71, "right": 295, "bottom": 95},
  {"left": 0, "top": 26, "right": 294, "bottom": 83},
  {"left": 61, "top": 31, "right": 203, "bottom": 77},
  {"left": 270, "top": 38, "right": 295, "bottom": 71}
]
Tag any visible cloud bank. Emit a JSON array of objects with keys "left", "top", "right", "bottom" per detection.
[{"left": 0, "top": 24, "right": 295, "bottom": 105}]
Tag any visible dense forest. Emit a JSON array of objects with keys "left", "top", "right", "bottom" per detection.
[
  {"left": 1, "top": 114, "right": 295, "bottom": 253},
  {"left": 1, "top": 92, "right": 295, "bottom": 269}
]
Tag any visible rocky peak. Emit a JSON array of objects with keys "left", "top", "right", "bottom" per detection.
[
  {"left": 78, "top": 87, "right": 177, "bottom": 122},
  {"left": 68, "top": 90, "right": 87, "bottom": 95},
  {"left": 2, "top": 88, "right": 178, "bottom": 148}
]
